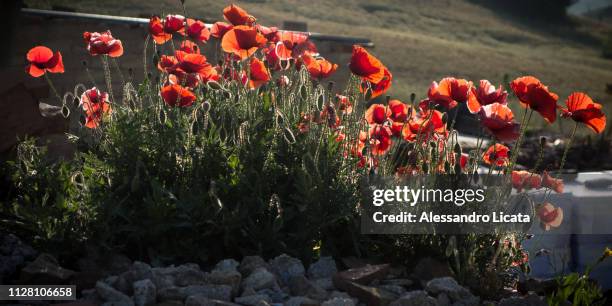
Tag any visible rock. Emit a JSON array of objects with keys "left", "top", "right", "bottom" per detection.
[
  {"left": 517, "top": 278, "right": 558, "bottom": 295},
  {"left": 256, "top": 288, "right": 287, "bottom": 303},
  {"left": 436, "top": 293, "right": 450, "bottom": 306},
  {"left": 0, "top": 234, "right": 36, "bottom": 259},
  {"left": 377, "top": 285, "right": 406, "bottom": 296},
  {"left": 242, "top": 267, "right": 277, "bottom": 291},
  {"left": 0, "top": 255, "right": 25, "bottom": 279},
  {"left": 239, "top": 256, "right": 269, "bottom": 277},
  {"left": 234, "top": 294, "right": 271, "bottom": 305},
  {"left": 498, "top": 292, "right": 546, "bottom": 306},
  {"left": 106, "top": 253, "right": 133, "bottom": 275},
  {"left": 158, "top": 286, "right": 184, "bottom": 301},
  {"left": 332, "top": 264, "right": 390, "bottom": 289},
  {"left": 209, "top": 270, "right": 242, "bottom": 294},
  {"left": 321, "top": 297, "right": 356, "bottom": 306},
  {"left": 285, "top": 296, "right": 319, "bottom": 306},
  {"left": 340, "top": 257, "right": 377, "bottom": 269},
  {"left": 118, "top": 261, "right": 154, "bottom": 294},
  {"left": 133, "top": 279, "right": 157, "bottom": 306},
  {"left": 380, "top": 279, "right": 413, "bottom": 288},
  {"left": 313, "top": 278, "right": 334, "bottom": 290},
  {"left": 411, "top": 258, "right": 453, "bottom": 287},
  {"left": 183, "top": 285, "right": 233, "bottom": 301},
  {"left": 334, "top": 281, "right": 397, "bottom": 306},
  {"left": 185, "top": 295, "right": 240, "bottom": 306},
  {"left": 155, "top": 301, "right": 184, "bottom": 306},
  {"left": 288, "top": 275, "right": 328, "bottom": 301},
  {"left": 96, "top": 281, "right": 134, "bottom": 305},
  {"left": 308, "top": 257, "right": 337, "bottom": 280},
  {"left": 214, "top": 259, "right": 240, "bottom": 272},
  {"left": 389, "top": 290, "right": 437, "bottom": 306},
  {"left": 425, "top": 277, "right": 475, "bottom": 303},
  {"left": 268, "top": 254, "right": 305, "bottom": 286},
  {"left": 152, "top": 264, "right": 207, "bottom": 288},
  {"left": 19, "top": 253, "right": 75, "bottom": 284},
  {"left": 81, "top": 288, "right": 103, "bottom": 304},
  {"left": 328, "top": 291, "right": 352, "bottom": 300}
]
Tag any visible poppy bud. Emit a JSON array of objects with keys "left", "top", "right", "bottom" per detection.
[
  {"left": 385, "top": 95, "right": 391, "bottom": 104},
  {"left": 222, "top": 91, "right": 231, "bottom": 99},
  {"left": 410, "top": 93, "right": 416, "bottom": 103},
  {"left": 202, "top": 101, "right": 211, "bottom": 113},
  {"left": 422, "top": 163, "right": 429, "bottom": 173},
  {"left": 454, "top": 163, "right": 462, "bottom": 175},
  {"left": 364, "top": 87, "right": 373, "bottom": 101},
  {"left": 146, "top": 72, "right": 153, "bottom": 80},
  {"left": 454, "top": 143, "right": 462, "bottom": 154},
  {"left": 207, "top": 80, "right": 223, "bottom": 90},
  {"left": 540, "top": 136, "right": 547, "bottom": 147},
  {"left": 327, "top": 81, "right": 335, "bottom": 92},
  {"left": 82, "top": 60, "right": 88, "bottom": 67},
  {"left": 128, "top": 68, "right": 134, "bottom": 78},
  {"left": 299, "top": 85, "right": 308, "bottom": 100},
  {"left": 441, "top": 113, "right": 448, "bottom": 125},
  {"left": 152, "top": 54, "right": 160, "bottom": 66},
  {"left": 444, "top": 161, "right": 451, "bottom": 173}
]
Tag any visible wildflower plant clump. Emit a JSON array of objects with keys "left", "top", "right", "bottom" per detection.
[{"left": 2, "top": 2, "right": 608, "bottom": 297}]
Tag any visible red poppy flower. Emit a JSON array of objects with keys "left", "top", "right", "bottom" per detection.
[
  {"left": 186, "top": 19, "right": 211, "bottom": 43},
  {"left": 247, "top": 57, "right": 271, "bottom": 89},
  {"left": 336, "top": 95, "right": 353, "bottom": 114},
  {"left": 482, "top": 144, "right": 510, "bottom": 167},
  {"left": 427, "top": 77, "right": 472, "bottom": 109},
  {"left": 510, "top": 76, "right": 558, "bottom": 123},
  {"left": 211, "top": 22, "right": 233, "bottom": 39},
  {"left": 365, "top": 104, "right": 390, "bottom": 125},
  {"left": 320, "top": 105, "right": 341, "bottom": 128},
  {"left": 164, "top": 15, "right": 186, "bottom": 34},
  {"left": 257, "top": 25, "right": 281, "bottom": 43},
  {"left": 276, "top": 32, "right": 312, "bottom": 60},
  {"left": 360, "top": 67, "right": 392, "bottom": 100},
  {"left": 401, "top": 108, "right": 446, "bottom": 142},
  {"left": 149, "top": 16, "right": 172, "bottom": 44},
  {"left": 25, "top": 46, "right": 64, "bottom": 77},
  {"left": 161, "top": 84, "right": 196, "bottom": 107},
  {"left": 349, "top": 45, "right": 385, "bottom": 83},
  {"left": 179, "top": 40, "right": 200, "bottom": 54},
  {"left": 297, "top": 112, "right": 311, "bottom": 134},
  {"left": 467, "top": 80, "right": 508, "bottom": 113},
  {"left": 537, "top": 202, "right": 563, "bottom": 231},
  {"left": 175, "top": 51, "right": 215, "bottom": 78},
  {"left": 83, "top": 31, "right": 123, "bottom": 57},
  {"left": 560, "top": 92, "right": 606, "bottom": 134},
  {"left": 221, "top": 25, "right": 267, "bottom": 60},
  {"left": 368, "top": 124, "right": 393, "bottom": 156},
  {"left": 542, "top": 171, "right": 564, "bottom": 193},
  {"left": 388, "top": 99, "right": 410, "bottom": 122},
  {"left": 511, "top": 170, "right": 542, "bottom": 192},
  {"left": 263, "top": 44, "right": 283, "bottom": 70},
  {"left": 223, "top": 4, "right": 253, "bottom": 26},
  {"left": 302, "top": 54, "right": 337, "bottom": 80},
  {"left": 80, "top": 87, "right": 111, "bottom": 129},
  {"left": 479, "top": 103, "right": 520, "bottom": 141}
]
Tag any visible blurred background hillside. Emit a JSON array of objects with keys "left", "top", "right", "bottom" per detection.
[{"left": 14, "top": 0, "right": 612, "bottom": 130}]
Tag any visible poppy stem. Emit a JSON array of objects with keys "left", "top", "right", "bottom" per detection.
[
  {"left": 558, "top": 121, "right": 578, "bottom": 174},
  {"left": 509, "top": 108, "right": 533, "bottom": 173},
  {"left": 101, "top": 56, "right": 116, "bottom": 105},
  {"left": 43, "top": 73, "right": 62, "bottom": 103}
]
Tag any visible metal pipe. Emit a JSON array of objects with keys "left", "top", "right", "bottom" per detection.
[{"left": 21, "top": 8, "right": 374, "bottom": 47}]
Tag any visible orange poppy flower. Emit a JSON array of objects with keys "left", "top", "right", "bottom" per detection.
[
  {"left": 161, "top": 84, "right": 196, "bottom": 107},
  {"left": 482, "top": 144, "right": 510, "bottom": 167},
  {"left": 511, "top": 170, "right": 542, "bottom": 192},
  {"left": 164, "top": 15, "right": 186, "bottom": 33},
  {"left": 83, "top": 31, "right": 123, "bottom": 57},
  {"left": 80, "top": 87, "right": 111, "bottom": 129},
  {"left": 542, "top": 171, "right": 564, "bottom": 193},
  {"left": 365, "top": 104, "right": 390, "bottom": 125},
  {"left": 211, "top": 22, "right": 233, "bottom": 39},
  {"left": 361, "top": 67, "right": 392, "bottom": 100},
  {"left": 368, "top": 124, "right": 393, "bottom": 156},
  {"left": 336, "top": 95, "right": 353, "bottom": 114},
  {"left": 179, "top": 40, "right": 200, "bottom": 54},
  {"left": 427, "top": 77, "right": 472, "bottom": 109},
  {"left": 560, "top": 92, "right": 606, "bottom": 134},
  {"left": 223, "top": 4, "right": 253, "bottom": 26},
  {"left": 186, "top": 19, "right": 211, "bottom": 43},
  {"left": 247, "top": 57, "right": 271, "bottom": 89},
  {"left": 221, "top": 25, "right": 267, "bottom": 60},
  {"left": 302, "top": 54, "right": 337, "bottom": 80},
  {"left": 510, "top": 76, "right": 558, "bottom": 123},
  {"left": 25, "top": 46, "right": 64, "bottom": 77},
  {"left": 537, "top": 202, "right": 563, "bottom": 231},
  {"left": 467, "top": 80, "right": 508, "bottom": 113},
  {"left": 149, "top": 16, "right": 172, "bottom": 44},
  {"left": 479, "top": 103, "right": 520, "bottom": 141},
  {"left": 257, "top": 25, "right": 281, "bottom": 43},
  {"left": 349, "top": 45, "right": 385, "bottom": 83}
]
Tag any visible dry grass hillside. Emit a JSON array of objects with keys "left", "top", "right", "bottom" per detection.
[{"left": 25, "top": 0, "right": 612, "bottom": 128}]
